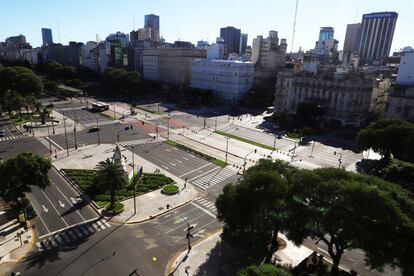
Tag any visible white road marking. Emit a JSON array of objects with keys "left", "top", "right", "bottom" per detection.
[
  {"left": 191, "top": 202, "right": 217, "bottom": 218},
  {"left": 42, "top": 205, "right": 49, "bottom": 213},
  {"left": 54, "top": 185, "right": 86, "bottom": 221},
  {"left": 174, "top": 220, "right": 217, "bottom": 242},
  {"left": 58, "top": 200, "right": 65, "bottom": 208},
  {"left": 165, "top": 213, "right": 207, "bottom": 234},
  {"left": 179, "top": 163, "right": 212, "bottom": 178},
  {"left": 317, "top": 247, "right": 329, "bottom": 255},
  {"left": 41, "top": 190, "right": 69, "bottom": 226}
]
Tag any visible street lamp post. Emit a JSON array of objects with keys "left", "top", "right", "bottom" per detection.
[
  {"left": 74, "top": 124, "right": 78, "bottom": 150},
  {"left": 47, "top": 126, "right": 52, "bottom": 155},
  {"left": 96, "top": 119, "right": 100, "bottom": 145},
  {"left": 243, "top": 149, "right": 257, "bottom": 173},
  {"left": 52, "top": 120, "right": 55, "bottom": 134},
  {"left": 272, "top": 135, "right": 277, "bottom": 151},
  {"left": 132, "top": 145, "right": 136, "bottom": 215},
  {"left": 334, "top": 151, "right": 343, "bottom": 168},
  {"left": 63, "top": 118, "right": 69, "bottom": 156},
  {"left": 309, "top": 141, "right": 316, "bottom": 157},
  {"left": 225, "top": 137, "right": 230, "bottom": 164},
  {"left": 290, "top": 141, "right": 297, "bottom": 162}
]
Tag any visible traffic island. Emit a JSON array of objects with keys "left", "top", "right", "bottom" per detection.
[{"left": 161, "top": 184, "right": 179, "bottom": 195}]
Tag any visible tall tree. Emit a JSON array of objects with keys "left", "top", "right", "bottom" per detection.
[
  {"left": 216, "top": 159, "right": 291, "bottom": 262},
  {"left": 93, "top": 158, "right": 128, "bottom": 209},
  {"left": 238, "top": 264, "right": 292, "bottom": 276},
  {"left": 357, "top": 119, "right": 414, "bottom": 163},
  {"left": 284, "top": 168, "right": 414, "bottom": 276},
  {"left": 0, "top": 153, "right": 51, "bottom": 206}
]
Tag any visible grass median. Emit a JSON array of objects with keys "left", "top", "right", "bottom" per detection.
[
  {"left": 63, "top": 169, "right": 175, "bottom": 207},
  {"left": 164, "top": 139, "right": 227, "bottom": 167},
  {"left": 214, "top": 130, "right": 275, "bottom": 151}
]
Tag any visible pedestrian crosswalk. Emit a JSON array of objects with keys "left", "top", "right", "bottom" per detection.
[
  {"left": 192, "top": 197, "right": 217, "bottom": 215},
  {"left": 190, "top": 167, "right": 237, "bottom": 190},
  {"left": 36, "top": 218, "right": 111, "bottom": 251},
  {"left": 82, "top": 120, "right": 116, "bottom": 128},
  {"left": 118, "top": 138, "right": 158, "bottom": 147},
  {"left": 0, "top": 135, "right": 24, "bottom": 142}
]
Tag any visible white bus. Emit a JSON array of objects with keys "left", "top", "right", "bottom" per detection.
[{"left": 91, "top": 102, "right": 110, "bottom": 112}]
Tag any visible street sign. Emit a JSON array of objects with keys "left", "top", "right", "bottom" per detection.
[{"left": 18, "top": 212, "right": 26, "bottom": 223}]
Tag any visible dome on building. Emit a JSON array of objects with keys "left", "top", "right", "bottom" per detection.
[{"left": 401, "top": 46, "right": 413, "bottom": 53}]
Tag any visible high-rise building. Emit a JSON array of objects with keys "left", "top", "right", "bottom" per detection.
[
  {"left": 41, "top": 28, "right": 53, "bottom": 46},
  {"left": 239, "top": 33, "right": 248, "bottom": 54},
  {"left": 144, "top": 14, "right": 160, "bottom": 31},
  {"left": 319, "top": 27, "right": 334, "bottom": 41},
  {"left": 220, "top": 26, "right": 241, "bottom": 55},
  {"left": 357, "top": 12, "right": 398, "bottom": 65},
  {"left": 342, "top": 23, "right": 361, "bottom": 64},
  {"left": 207, "top": 37, "right": 226, "bottom": 60}
]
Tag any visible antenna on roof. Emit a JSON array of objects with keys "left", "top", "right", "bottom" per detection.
[
  {"left": 133, "top": 14, "right": 135, "bottom": 30},
  {"left": 57, "top": 19, "right": 61, "bottom": 43},
  {"left": 290, "top": 0, "right": 299, "bottom": 53}
]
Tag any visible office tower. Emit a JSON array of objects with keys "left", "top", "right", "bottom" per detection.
[
  {"left": 342, "top": 23, "right": 361, "bottom": 64},
  {"left": 319, "top": 27, "right": 334, "bottom": 41},
  {"left": 357, "top": 12, "right": 398, "bottom": 65},
  {"left": 41, "top": 28, "right": 53, "bottom": 46},
  {"left": 220, "top": 26, "right": 241, "bottom": 55},
  {"left": 239, "top": 33, "right": 248, "bottom": 54},
  {"left": 144, "top": 14, "right": 160, "bottom": 31}
]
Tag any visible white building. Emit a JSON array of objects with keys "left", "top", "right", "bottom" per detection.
[
  {"left": 143, "top": 48, "right": 158, "bottom": 81},
  {"left": 385, "top": 47, "right": 414, "bottom": 120},
  {"left": 191, "top": 59, "right": 254, "bottom": 103},
  {"left": 207, "top": 37, "right": 226, "bottom": 60},
  {"left": 396, "top": 47, "right": 414, "bottom": 85}
]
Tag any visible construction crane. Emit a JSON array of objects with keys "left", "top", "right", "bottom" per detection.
[{"left": 290, "top": 0, "right": 299, "bottom": 53}]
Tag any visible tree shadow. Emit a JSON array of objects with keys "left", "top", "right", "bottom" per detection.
[{"left": 189, "top": 239, "right": 263, "bottom": 276}]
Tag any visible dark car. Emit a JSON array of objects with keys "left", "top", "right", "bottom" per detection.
[
  {"left": 0, "top": 129, "right": 5, "bottom": 137},
  {"left": 88, "top": 127, "right": 100, "bottom": 133},
  {"left": 25, "top": 203, "right": 37, "bottom": 219}
]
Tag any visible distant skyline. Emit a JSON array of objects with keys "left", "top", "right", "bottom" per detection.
[{"left": 1, "top": 0, "right": 412, "bottom": 52}]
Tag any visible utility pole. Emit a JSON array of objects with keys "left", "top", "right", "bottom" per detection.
[
  {"left": 334, "top": 151, "right": 343, "bottom": 168},
  {"left": 47, "top": 126, "right": 52, "bottom": 155},
  {"left": 167, "top": 116, "right": 170, "bottom": 140},
  {"left": 273, "top": 135, "right": 277, "bottom": 151},
  {"left": 203, "top": 116, "right": 206, "bottom": 129},
  {"left": 52, "top": 120, "right": 55, "bottom": 134},
  {"left": 132, "top": 145, "right": 136, "bottom": 215},
  {"left": 72, "top": 103, "right": 78, "bottom": 149},
  {"left": 225, "top": 137, "right": 230, "bottom": 164},
  {"left": 243, "top": 149, "right": 257, "bottom": 173},
  {"left": 63, "top": 118, "right": 69, "bottom": 156},
  {"left": 96, "top": 119, "right": 100, "bottom": 145},
  {"left": 309, "top": 141, "right": 315, "bottom": 157},
  {"left": 215, "top": 116, "right": 218, "bottom": 131},
  {"left": 74, "top": 124, "right": 78, "bottom": 150}
]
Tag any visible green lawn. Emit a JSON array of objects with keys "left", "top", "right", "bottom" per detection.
[
  {"left": 10, "top": 113, "right": 36, "bottom": 125},
  {"left": 63, "top": 169, "right": 175, "bottom": 206},
  {"left": 214, "top": 131, "right": 275, "bottom": 151},
  {"left": 137, "top": 106, "right": 161, "bottom": 115},
  {"left": 162, "top": 184, "right": 179, "bottom": 194},
  {"left": 164, "top": 139, "right": 227, "bottom": 167}
]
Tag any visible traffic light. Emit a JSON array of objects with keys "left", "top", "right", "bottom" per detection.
[
  {"left": 130, "top": 125, "right": 133, "bottom": 129},
  {"left": 254, "top": 149, "right": 257, "bottom": 153},
  {"left": 141, "top": 121, "right": 144, "bottom": 125}
]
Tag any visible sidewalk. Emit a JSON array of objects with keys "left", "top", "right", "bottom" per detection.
[
  {"left": 0, "top": 219, "right": 35, "bottom": 275},
  {"left": 52, "top": 143, "right": 199, "bottom": 224},
  {"left": 168, "top": 231, "right": 313, "bottom": 276}
]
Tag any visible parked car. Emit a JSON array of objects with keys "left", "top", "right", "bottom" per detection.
[
  {"left": 24, "top": 203, "right": 37, "bottom": 219},
  {"left": 0, "top": 129, "right": 5, "bottom": 137},
  {"left": 88, "top": 127, "right": 100, "bottom": 133}
]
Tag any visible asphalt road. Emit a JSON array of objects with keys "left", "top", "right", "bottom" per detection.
[
  {"left": 27, "top": 167, "right": 98, "bottom": 237},
  {"left": 0, "top": 136, "right": 49, "bottom": 161},
  {"left": 12, "top": 201, "right": 221, "bottom": 276},
  {"left": 48, "top": 123, "right": 150, "bottom": 150}
]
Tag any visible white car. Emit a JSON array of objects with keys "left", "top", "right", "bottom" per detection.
[{"left": 0, "top": 129, "right": 5, "bottom": 137}]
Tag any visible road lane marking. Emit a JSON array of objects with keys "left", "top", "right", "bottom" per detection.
[
  {"left": 175, "top": 159, "right": 183, "bottom": 163},
  {"left": 58, "top": 200, "right": 65, "bottom": 208},
  {"left": 42, "top": 205, "right": 49, "bottom": 213},
  {"left": 174, "top": 220, "right": 217, "bottom": 242},
  {"left": 26, "top": 194, "right": 50, "bottom": 233},
  {"left": 155, "top": 207, "right": 200, "bottom": 227},
  {"left": 191, "top": 202, "right": 217, "bottom": 218},
  {"left": 179, "top": 163, "right": 215, "bottom": 178},
  {"left": 54, "top": 185, "right": 87, "bottom": 221},
  {"left": 187, "top": 166, "right": 220, "bottom": 182},
  {"left": 38, "top": 217, "right": 99, "bottom": 239},
  {"left": 46, "top": 137, "right": 64, "bottom": 151},
  {"left": 164, "top": 213, "right": 207, "bottom": 234},
  {"left": 317, "top": 247, "right": 329, "bottom": 255},
  {"left": 41, "top": 190, "right": 69, "bottom": 227}
]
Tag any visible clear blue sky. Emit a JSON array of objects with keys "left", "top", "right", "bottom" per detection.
[{"left": 1, "top": 0, "right": 412, "bottom": 52}]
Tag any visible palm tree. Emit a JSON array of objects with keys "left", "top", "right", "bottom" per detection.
[{"left": 94, "top": 158, "right": 128, "bottom": 210}]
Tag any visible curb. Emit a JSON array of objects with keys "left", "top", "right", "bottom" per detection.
[
  {"left": 109, "top": 197, "right": 195, "bottom": 225},
  {"left": 8, "top": 120, "right": 24, "bottom": 136}
]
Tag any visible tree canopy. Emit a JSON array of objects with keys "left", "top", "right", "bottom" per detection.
[
  {"left": 238, "top": 264, "right": 292, "bottom": 276},
  {"left": 0, "top": 153, "right": 51, "bottom": 205},
  {"left": 356, "top": 119, "right": 414, "bottom": 163},
  {"left": 216, "top": 159, "right": 414, "bottom": 276},
  {"left": 93, "top": 158, "right": 128, "bottom": 209},
  {"left": 216, "top": 159, "right": 294, "bottom": 262},
  {"left": 284, "top": 167, "right": 414, "bottom": 276},
  {"left": 102, "top": 67, "right": 141, "bottom": 96},
  {"left": 0, "top": 66, "right": 43, "bottom": 114}
]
